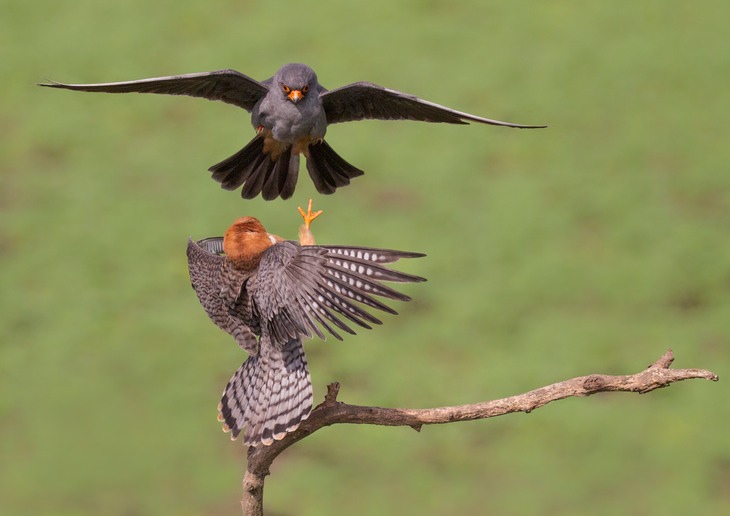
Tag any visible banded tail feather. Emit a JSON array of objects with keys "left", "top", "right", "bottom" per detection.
[{"left": 217, "top": 337, "right": 312, "bottom": 446}]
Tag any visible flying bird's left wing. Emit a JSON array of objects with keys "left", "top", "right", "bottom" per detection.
[
  {"left": 39, "top": 69, "right": 269, "bottom": 111},
  {"left": 321, "top": 82, "right": 546, "bottom": 128},
  {"left": 252, "top": 241, "right": 426, "bottom": 344}
]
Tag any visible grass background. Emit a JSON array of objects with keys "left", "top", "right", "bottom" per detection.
[{"left": 2, "top": 0, "right": 728, "bottom": 514}]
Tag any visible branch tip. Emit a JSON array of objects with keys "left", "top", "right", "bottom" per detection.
[
  {"left": 324, "top": 382, "right": 340, "bottom": 404},
  {"left": 650, "top": 349, "right": 674, "bottom": 369}
]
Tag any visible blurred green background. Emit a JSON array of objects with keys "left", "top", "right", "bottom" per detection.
[{"left": 2, "top": 0, "right": 728, "bottom": 514}]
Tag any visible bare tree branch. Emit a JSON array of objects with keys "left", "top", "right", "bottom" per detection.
[{"left": 240, "top": 349, "right": 718, "bottom": 515}]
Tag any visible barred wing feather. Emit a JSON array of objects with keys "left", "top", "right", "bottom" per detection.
[{"left": 254, "top": 242, "right": 426, "bottom": 344}]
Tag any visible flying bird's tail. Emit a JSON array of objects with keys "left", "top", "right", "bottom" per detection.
[
  {"left": 209, "top": 136, "right": 301, "bottom": 201},
  {"left": 217, "top": 337, "right": 313, "bottom": 447},
  {"left": 304, "top": 139, "right": 364, "bottom": 195}
]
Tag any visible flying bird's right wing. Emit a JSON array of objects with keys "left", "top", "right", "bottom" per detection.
[
  {"left": 39, "top": 69, "right": 269, "bottom": 111},
  {"left": 321, "top": 82, "right": 546, "bottom": 128},
  {"left": 252, "top": 241, "right": 426, "bottom": 344}
]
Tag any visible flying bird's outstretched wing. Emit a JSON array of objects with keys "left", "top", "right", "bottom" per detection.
[
  {"left": 252, "top": 241, "right": 426, "bottom": 344},
  {"left": 321, "top": 82, "right": 546, "bottom": 128},
  {"left": 39, "top": 69, "right": 269, "bottom": 111}
]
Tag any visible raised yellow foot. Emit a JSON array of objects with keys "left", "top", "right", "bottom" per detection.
[
  {"left": 298, "top": 199, "right": 322, "bottom": 246},
  {"left": 297, "top": 198, "right": 323, "bottom": 230}
]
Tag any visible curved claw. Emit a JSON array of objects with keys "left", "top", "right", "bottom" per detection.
[{"left": 297, "top": 198, "right": 323, "bottom": 230}]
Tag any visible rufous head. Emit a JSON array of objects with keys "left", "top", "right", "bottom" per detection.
[{"left": 223, "top": 216, "right": 273, "bottom": 268}]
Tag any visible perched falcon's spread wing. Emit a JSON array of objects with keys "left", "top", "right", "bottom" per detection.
[
  {"left": 39, "top": 69, "right": 269, "bottom": 111},
  {"left": 187, "top": 238, "right": 259, "bottom": 354},
  {"left": 321, "top": 82, "right": 546, "bottom": 128},
  {"left": 252, "top": 240, "right": 426, "bottom": 344}
]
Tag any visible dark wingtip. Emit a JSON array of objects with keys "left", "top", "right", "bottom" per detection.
[{"left": 38, "top": 79, "right": 70, "bottom": 89}]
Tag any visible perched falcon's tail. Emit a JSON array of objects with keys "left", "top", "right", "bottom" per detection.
[
  {"left": 217, "top": 337, "right": 313, "bottom": 447},
  {"left": 209, "top": 136, "right": 301, "bottom": 201},
  {"left": 304, "top": 139, "right": 364, "bottom": 195}
]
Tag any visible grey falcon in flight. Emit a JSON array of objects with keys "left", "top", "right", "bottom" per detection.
[{"left": 40, "top": 63, "right": 546, "bottom": 200}]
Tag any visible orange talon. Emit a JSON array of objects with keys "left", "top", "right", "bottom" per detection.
[{"left": 297, "top": 198, "right": 323, "bottom": 230}]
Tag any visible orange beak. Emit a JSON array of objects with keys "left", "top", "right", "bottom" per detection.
[{"left": 287, "top": 89, "right": 303, "bottom": 103}]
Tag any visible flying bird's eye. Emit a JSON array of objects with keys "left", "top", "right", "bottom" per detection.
[
  {"left": 282, "top": 84, "right": 291, "bottom": 93},
  {"left": 301, "top": 85, "right": 309, "bottom": 94}
]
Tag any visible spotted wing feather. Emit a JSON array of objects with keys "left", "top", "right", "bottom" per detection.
[{"left": 253, "top": 241, "right": 426, "bottom": 343}]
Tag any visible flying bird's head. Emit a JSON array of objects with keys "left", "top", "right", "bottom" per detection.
[
  {"left": 276, "top": 63, "right": 317, "bottom": 105},
  {"left": 223, "top": 216, "right": 274, "bottom": 269}
]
